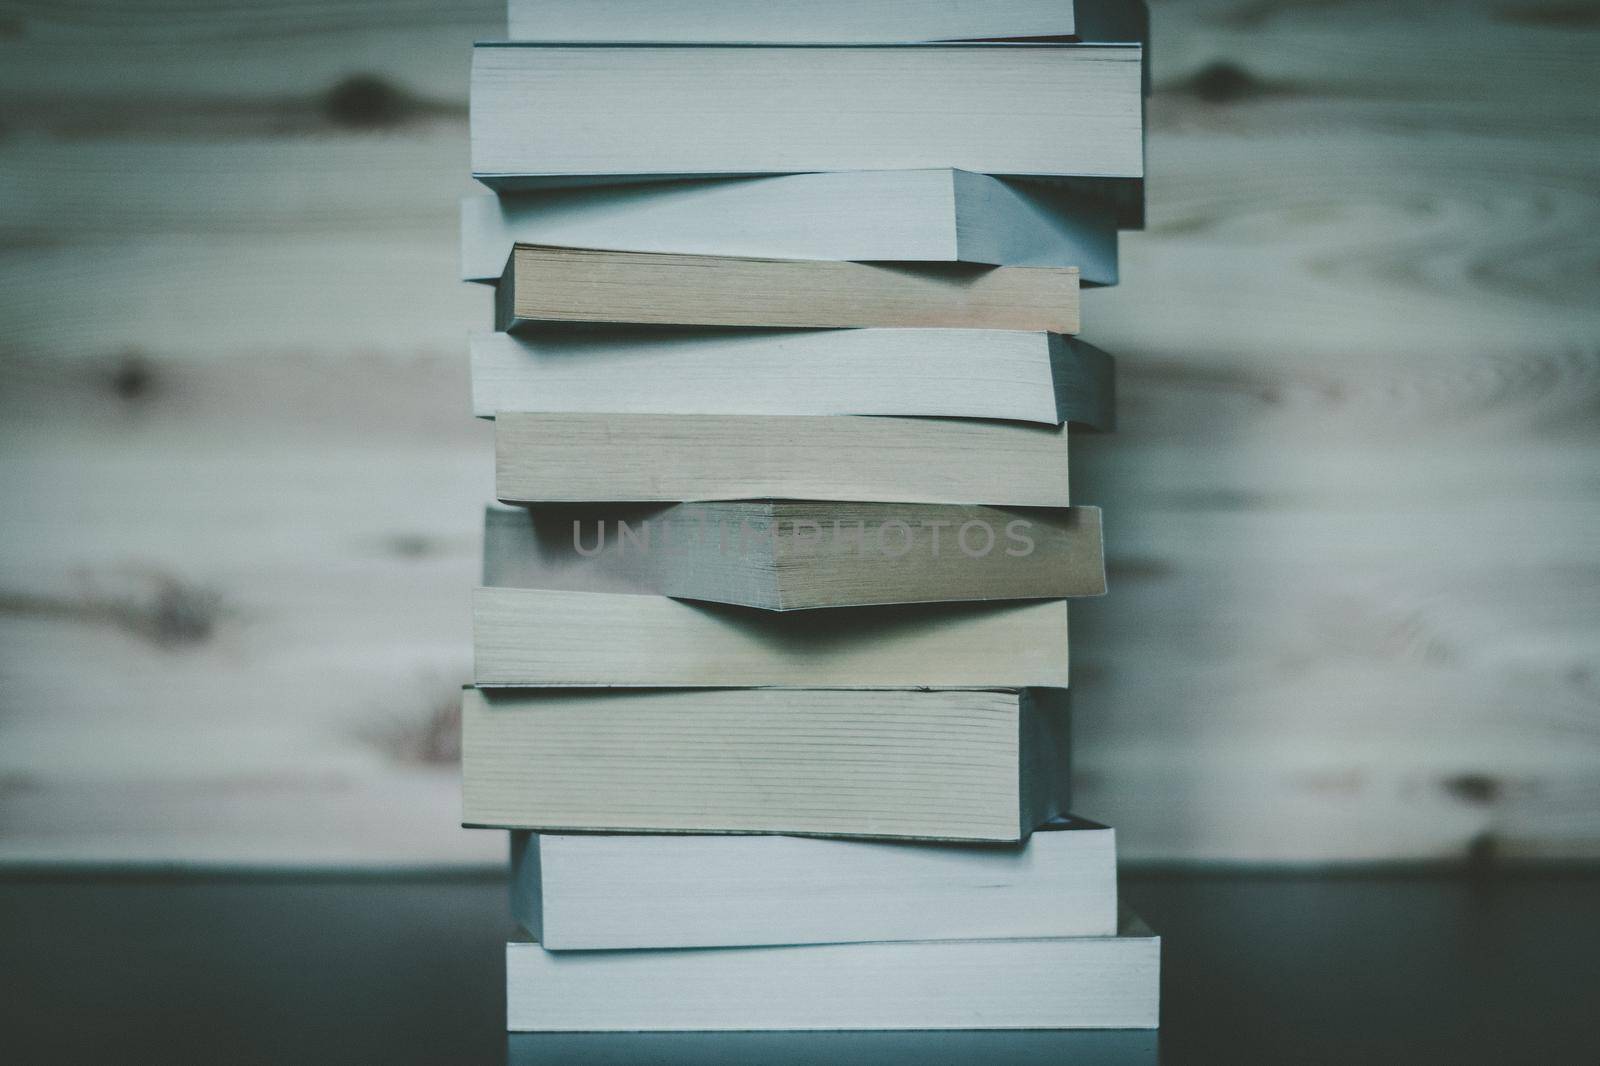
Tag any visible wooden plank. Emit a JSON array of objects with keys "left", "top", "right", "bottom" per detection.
[
  {"left": 1069, "top": 442, "right": 1600, "bottom": 862},
  {"left": 0, "top": 235, "right": 488, "bottom": 359},
  {"left": 0, "top": 348, "right": 499, "bottom": 865},
  {"left": 0, "top": 0, "right": 497, "bottom": 104},
  {"left": 0, "top": 0, "right": 1596, "bottom": 865},
  {"left": 1, "top": 138, "right": 473, "bottom": 238},
  {"left": 1152, "top": 0, "right": 1600, "bottom": 120}
]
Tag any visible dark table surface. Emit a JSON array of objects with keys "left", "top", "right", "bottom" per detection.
[{"left": 3, "top": 870, "right": 1598, "bottom": 1065}]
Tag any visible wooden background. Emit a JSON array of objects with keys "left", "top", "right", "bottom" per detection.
[{"left": 1, "top": 0, "right": 1596, "bottom": 866}]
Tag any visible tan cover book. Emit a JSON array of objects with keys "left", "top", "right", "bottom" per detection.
[
  {"left": 482, "top": 502, "right": 1106, "bottom": 610},
  {"left": 495, "top": 245, "right": 1079, "bottom": 332},
  {"left": 495, "top": 414, "right": 1071, "bottom": 506},
  {"left": 472, "top": 588, "right": 1070, "bottom": 688},
  {"left": 463, "top": 686, "right": 1071, "bottom": 842}
]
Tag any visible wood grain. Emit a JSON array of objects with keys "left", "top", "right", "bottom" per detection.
[{"left": 0, "top": 0, "right": 1597, "bottom": 865}]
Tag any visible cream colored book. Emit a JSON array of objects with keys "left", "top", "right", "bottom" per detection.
[
  {"left": 495, "top": 414, "right": 1071, "bottom": 506},
  {"left": 506, "top": 0, "right": 1075, "bottom": 42},
  {"left": 511, "top": 818, "right": 1117, "bottom": 950},
  {"left": 482, "top": 502, "right": 1106, "bottom": 610},
  {"left": 472, "top": 588, "right": 1070, "bottom": 688},
  {"left": 471, "top": 43, "right": 1144, "bottom": 181},
  {"left": 505, "top": 911, "right": 1160, "bottom": 1031},
  {"left": 495, "top": 245, "right": 1079, "bottom": 332},
  {"left": 462, "top": 686, "right": 1071, "bottom": 841},
  {"left": 459, "top": 170, "right": 1120, "bottom": 282},
  {"left": 469, "top": 330, "right": 1116, "bottom": 428}
]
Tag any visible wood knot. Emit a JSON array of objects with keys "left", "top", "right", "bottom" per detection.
[
  {"left": 386, "top": 533, "right": 438, "bottom": 559},
  {"left": 110, "top": 350, "right": 155, "bottom": 401},
  {"left": 1443, "top": 773, "right": 1502, "bottom": 806},
  {"left": 323, "top": 75, "right": 414, "bottom": 128},
  {"left": 1185, "top": 61, "right": 1271, "bottom": 104},
  {"left": 358, "top": 687, "right": 465, "bottom": 766}
]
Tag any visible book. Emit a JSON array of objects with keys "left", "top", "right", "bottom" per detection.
[
  {"left": 463, "top": 686, "right": 1071, "bottom": 841},
  {"left": 495, "top": 414, "right": 1072, "bottom": 506},
  {"left": 473, "top": 589, "right": 1070, "bottom": 688},
  {"left": 505, "top": 911, "right": 1160, "bottom": 1031},
  {"left": 471, "top": 43, "right": 1144, "bottom": 183},
  {"left": 495, "top": 245, "right": 1080, "bottom": 332},
  {"left": 511, "top": 817, "right": 1117, "bottom": 950},
  {"left": 471, "top": 330, "right": 1115, "bottom": 427},
  {"left": 507, "top": 0, "right": 1076, "bottom": 42},
  {"left": 460, "top": 170, "right": 1119, "bottom": 282},
  {"left": 482, "top": 502, "right": 1107, "bottom": 610}
]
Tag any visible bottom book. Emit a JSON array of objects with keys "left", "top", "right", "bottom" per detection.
[{"left": 506, "top": 911, "right": 1160, "bottom": 1032}]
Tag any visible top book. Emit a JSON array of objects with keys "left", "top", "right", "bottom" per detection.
[
  {"left": 506, "top": 0, "right": 1076, "bottom": 42},
  {"left": 471, "top": 41, "right": 1143, "bottom": 183}
]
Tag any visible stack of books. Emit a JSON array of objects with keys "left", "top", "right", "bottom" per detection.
[{"left": 460, "top": 0, "right": 1158, "bottom": 1033}]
